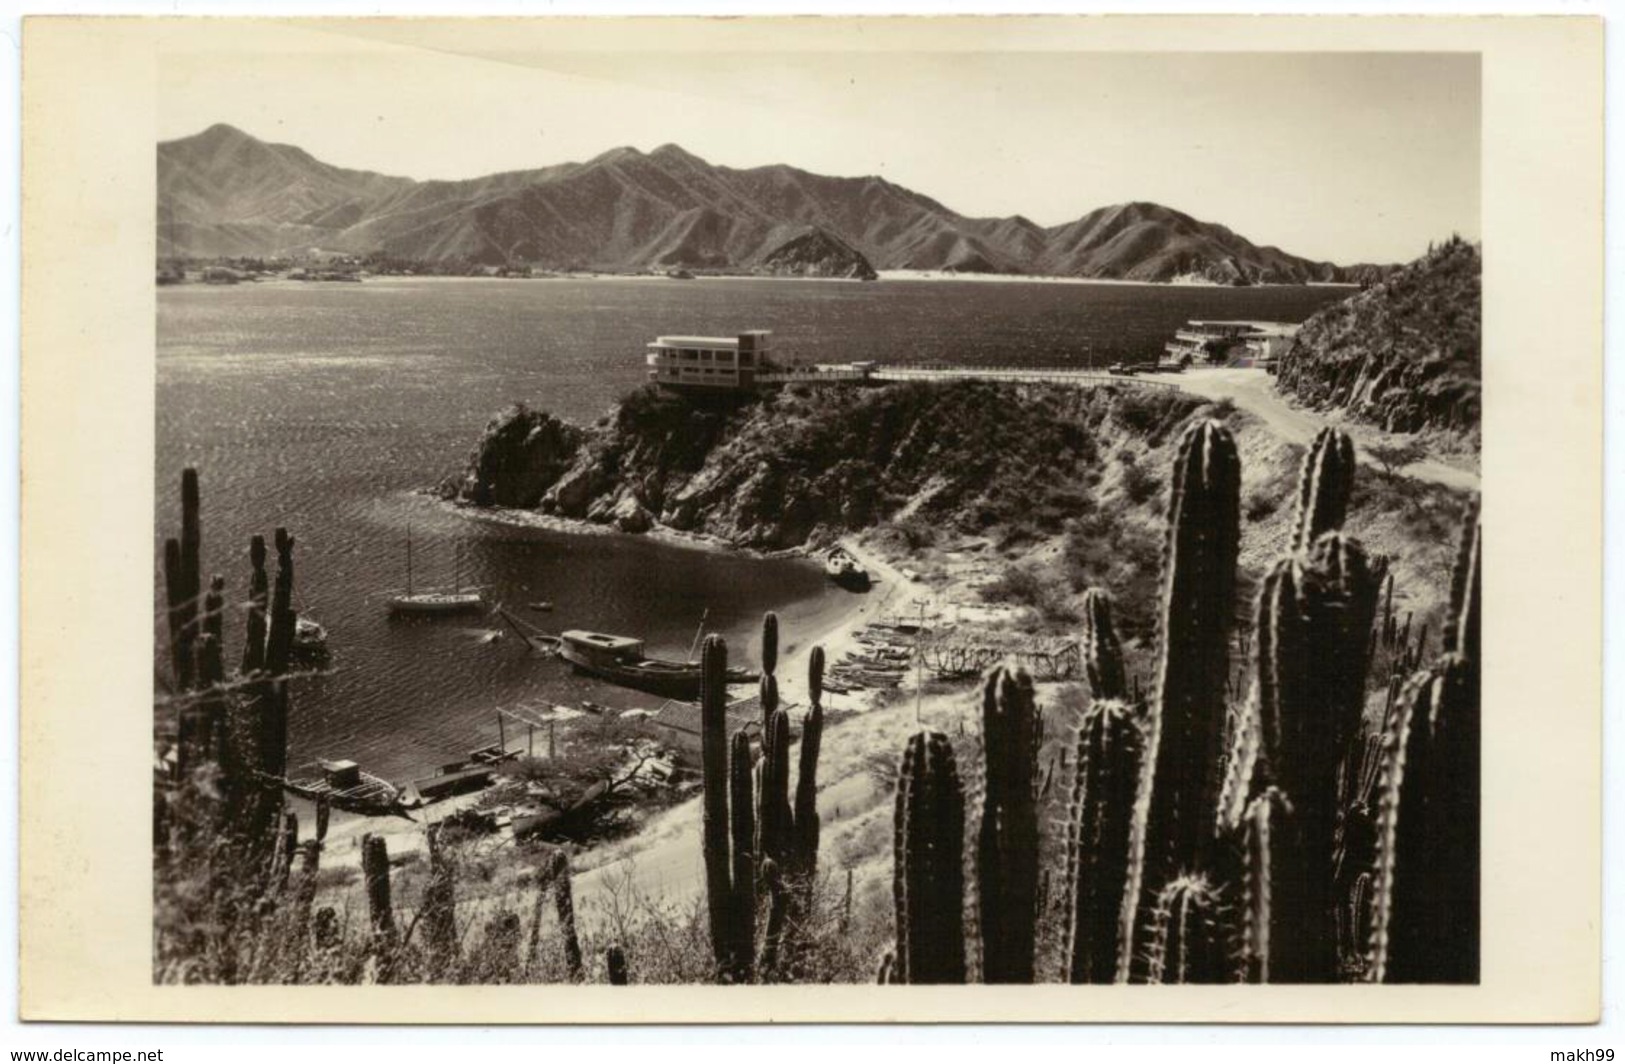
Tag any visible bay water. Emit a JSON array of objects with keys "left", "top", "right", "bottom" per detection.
[{"left": 156, "top": 275, "right": 1349, "bottom": 781}]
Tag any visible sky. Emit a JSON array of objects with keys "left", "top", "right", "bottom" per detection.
[{"left": 159, "top": 28, "right": 1479, "bottom": 265}]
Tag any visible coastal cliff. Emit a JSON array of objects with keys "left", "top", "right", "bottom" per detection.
[
  {"left": 441, "top": 378, "right": 1474, "bottom": 648},
  {"left": 442, "top": 381, "right": 1205, "bottom": 549},
  {"left": 1274, "top": 237, "right": 1480, "bottom": 444}
]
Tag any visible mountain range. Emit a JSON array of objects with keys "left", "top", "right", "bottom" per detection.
[{"left": 158, "top": 123, "right": 1389, "bottom": 284}]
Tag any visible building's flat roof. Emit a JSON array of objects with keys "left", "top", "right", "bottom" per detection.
[
  {"left": 655, "top": 335, "right": 742, "bottom": 348},
  {"left": 1183, "top": 319, "right": 1299, "bottom": 333}
]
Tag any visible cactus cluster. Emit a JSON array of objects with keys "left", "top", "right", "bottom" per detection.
[
  {"left": 700, "top": 613, "right": 827, "bottom": 983},
  {"left": 882, "top": 419, "right": 1479, "bottom": 986},
  {"left": 155, "top": 469, "right": 314, "bottom": 979}
]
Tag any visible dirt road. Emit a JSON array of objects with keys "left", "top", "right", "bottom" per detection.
[{"left": 1171, "top": 369, "right": 1480, "bottom": 493}]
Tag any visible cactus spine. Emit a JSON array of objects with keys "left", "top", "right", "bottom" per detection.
[
  {"left": 893, "top": 730, "right": 967, "bottom": 984},
  {"left": 1081, "top": 589, "right": 1128, "bottom": 703},
  {"left": 1121, "top": 419, "right": 1241, "bottom": 979},
  {"left": 976, "top": 666, "right": 1041, "bottom": 983},
  {"left": 1063, "top": 698, "right": 1143, "bottom": 984},
  {"left": 1291, "top": 427, "right": 1357, "bottom": 553}
]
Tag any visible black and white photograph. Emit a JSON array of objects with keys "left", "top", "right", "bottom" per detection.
[
  {"left": 147, "top": 35, "right": 1486, "bottom": 990},
  {"left": 15, "top": 14, "right": 1609, "bottom": 1031}
]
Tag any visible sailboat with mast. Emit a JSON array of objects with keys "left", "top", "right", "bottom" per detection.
[{"left": 386, "top": 526, "right": 485, "bottom": 615}]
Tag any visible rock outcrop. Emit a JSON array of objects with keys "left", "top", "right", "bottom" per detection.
[
  {"left": 442, "top": 380, "right": 1207, "bottom": 552},
  {"left": 755, "top": 228, "right": 878, "bottom": 280},
  {"left": 440, "top": 404, "right": 587, "bottom": 507},
  {"left": 1274, "top": 237, "right": 1480, "bottom": 444}
]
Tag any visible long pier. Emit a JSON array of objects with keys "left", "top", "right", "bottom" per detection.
[{"left": 756, "top": 364, "right": 1180, "bottom": 391}]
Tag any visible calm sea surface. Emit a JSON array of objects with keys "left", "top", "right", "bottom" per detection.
[{"left": 156, "top": 276, "right": 1350, "bottom": 781}]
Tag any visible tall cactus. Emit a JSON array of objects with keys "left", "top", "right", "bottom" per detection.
[
  {"left": 1063, "top": 698, "right": 1143, "bottom": 984},
  {"left": 268, "top": 810, "right": 298, "bottom": 893},
  {"left": 698, "top": 634, "right": 738, "bottom": 977},
  {"left": 759, "top": 858, "right": 791, "bottom": 980},
  {"left": 1239, "top": 785, "right": 1311, "bottom": 983},
  {"left": 893, "top": 730, "right": 967, "bottom": 984},
  {"left": 758, "top": 709, "right": 794, "bottom": 865},
  {"left": 1146, "top": 874, "right": 1229, "bottom": 984},
  {"left": 606, "top": 944, "right": 629, "bottom": 985},
  {"left": 265, "top": 528, "right": 296, "bottom": 677},
  {"left": 728, "top": 729, "right": 757, "bottom": 984},
  {"left": 163, "top": 538, "right": 192, "bottom": 691},
  {"left": 791, "top": 661, "right": 824, "bottom": 884},
  {"left": 1368, "top": 653, "right": 1479, "bottom": 983},
  {"left": 361, "top": 833, "right": 395, "bottom": 940},
  {"left": 1120, "top": 419, "right": 1240, "bottom": 980},
  {"left": 203, "top": 574, "right": 225, "bottom": 648},
  {"left": 1222, "top": 534, "right": 1381, "bottom": 982},
  {"left": 759, "top": 611, "right": 780, "bottom": 727},
  {"left": 976, "top": 666, "right": 1041, "bottom": 983},
  {"left": 161, "top": 469, "right": 203, "bottom": 693},
  {"left": 241, "top": 534, "right": 269, "bottom": 675},
  {"left": 1291, "top": 427, "right": 1356, "bottom": 553},
  {"left": 547, "top": 848, "right": 584, "bottom": 981},
  {"left": 259, "top": 529, "right": 296, "bottom": 786},
  {"left": 1081, "top": 588, "right": 1128, "bottom": 703},
  {"left": 1447, "top": 508, "right": 1482, "bottom": 679},
  {"left": 178, "top": 468, "right": 202, "bottom": 678},
  {"left": 421, "top": 824, "right": 458, "bottom": 975},
  {"left": 760, "top": 610, "right": 779, "bottom": 676}
]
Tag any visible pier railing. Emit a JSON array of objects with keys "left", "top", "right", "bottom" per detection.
[
  {"left": 871, "top": 365, "right": 1180, "bottom": 391},
  {"left": 756, "top": 365, "right": 1180, "bottom": 391}
]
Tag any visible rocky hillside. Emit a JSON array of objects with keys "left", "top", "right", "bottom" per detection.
[
  {"left": 756, "top": 228, "right": 878, "bottom": 280},
  {"left": 440, "top": 381, "right": 1208, "bottom": 551},
  {"left": 160, "top": 124, "right": 1383, "bottom": 282},
  {"left": 1275, "top": 237, "right": 1480, "bottom": 443}
]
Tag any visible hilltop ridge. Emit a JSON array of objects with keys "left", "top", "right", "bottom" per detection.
[{"left": 159, "top": 124, "right": 1389, "bottom": 283}]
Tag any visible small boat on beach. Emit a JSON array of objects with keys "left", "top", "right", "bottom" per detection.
[
  {"left": 272, "top": 759, "right": 418, "bottom": 820},
  {"left": 387, "top": 528, "right": 484, "bottom": 615},
  {"left": 558, "top": 629, "right": 758, "bottom": 699},
  {"left": 824, "top": 546, "right": 871, "bottom": 590}
]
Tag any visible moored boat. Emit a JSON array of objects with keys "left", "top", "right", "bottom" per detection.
[
  {"left": 387, "top": 527, "right": 484, "bottom": 615},
  {"left": 273, "top": 759, "right": 418, "bottom": 820},
  {"left": 290, "top": 615, "right": 329, "bottom": 658},
  {"left": 824, "top": 546, "right": 871, "bottom": 590},
  {"left": 558, "top": 629, "right": 757, "bottom": 699}
]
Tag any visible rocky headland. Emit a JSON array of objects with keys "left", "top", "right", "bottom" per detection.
[{"left": 1275, "top": 237, "right": 1481, "bottom": 446}]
